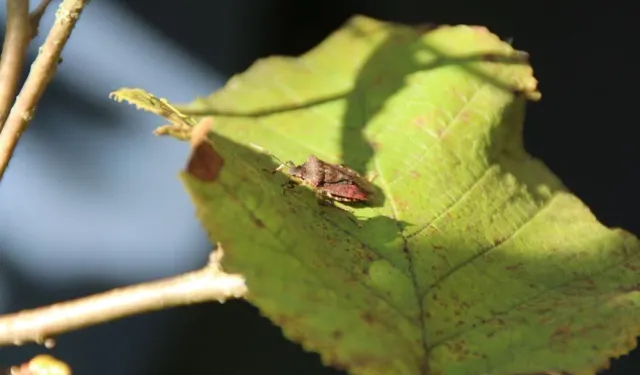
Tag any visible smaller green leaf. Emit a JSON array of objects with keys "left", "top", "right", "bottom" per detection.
[{"left": 110, "top": 88, "right": 195, "bottom": 140}]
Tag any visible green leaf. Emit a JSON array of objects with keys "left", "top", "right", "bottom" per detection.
[{"left": 113, "top": 15, "right": 640, "bottom": 375}]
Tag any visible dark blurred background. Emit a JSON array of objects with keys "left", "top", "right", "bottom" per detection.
[{"left": 0, "top": 0, "right": 638, "bottom": 374}]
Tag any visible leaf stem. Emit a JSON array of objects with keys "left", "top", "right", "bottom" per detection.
[
  {"left": 0, "top": 248, "right": 247, "bottom": 347},
  {"left": 0, "top": 0, "right": 87, "bottom": 181}
]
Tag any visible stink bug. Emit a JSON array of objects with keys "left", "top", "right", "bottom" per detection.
[{"left": 273, "top": 155, "right": 375, "bottom": 204}]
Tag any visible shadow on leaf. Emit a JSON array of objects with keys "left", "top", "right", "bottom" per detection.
[
  {"left": 184, "top": 130, "right": 400, "bottom": 231},
  {"left": 340, "top": 20, "right": 534, "bottom": 174}
]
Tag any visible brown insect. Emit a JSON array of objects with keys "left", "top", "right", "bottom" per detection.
[{"left": 273, "top": 155, "right": 375, "bottom": 204}]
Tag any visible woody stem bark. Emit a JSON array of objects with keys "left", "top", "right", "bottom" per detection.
[
  {"left": 0, "top": 0, "right": 87, "bottom": 181},
  {"left": 0, "top": 248, "right": 247, "bottom": 346}
]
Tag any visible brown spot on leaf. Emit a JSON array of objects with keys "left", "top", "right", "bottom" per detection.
[
  {"left": 413, "top": 23, "right": 440, "bottom": 34},
  {"left": 470, "top": 26, "right": 490, "bottom": 34},
  {"left": 252, "top": 218, "right": 265, "bottom": 228},
  {"left": 620, "top": 284, "right": 640, "bottom": 293},
  {"left": 483, "top": 253, "right": 497, "bottom": 263},
  {"left": 459, "top": 110, "right": 470, "bottom": 123},
  {"left": 550, "top": 326, "right": 571, "bottom": 344},
  {"left": 579, "top": 279, "right": 597, "bottom": 291},
  {"left": 505, "top": 262, "right": 524, "bottom": 271},
  {"left": 186, "top": 118, "right": 224, "bottom": 181},
  {"left": 413, "top": 116, "right": 426, "bottom": 127},
  {"left": 625, "top": 263, "right": 638, "bottom": 271},
  {"left": 371, "top": 74, "right": 385, "bottom": 87},
  {"left": 361, "top": 311, "right": 376, "bottom": 325},
  {"left": 492, "top": 235, "right": 508, "bottom": 247},
  {"left": 450, "top": 339, "right": 467, "bottom": 353}
]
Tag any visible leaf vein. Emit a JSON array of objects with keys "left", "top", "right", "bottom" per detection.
[
  {"left": 407, "top": 165, "right": 493, "bottom": 238},
  {"left": 428, "top": 240, "right": 640, "bottom": 350},
  {"left": 387, "top": 81, "right": 490, "bottom": 187},
  {"left": 422, "top": 190, "right": 546, "bottom": 300},
  {"left": 218, "top": 179, "right": 417, "bottom": 325},
  {"left": 375, "top": 157, "right": 430, "bottom": 368}
]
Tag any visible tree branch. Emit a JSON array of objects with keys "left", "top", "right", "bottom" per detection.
[
  {"left": 0, "top": 0, "right": 88, "bottom": 181},
  {"left": 0, "top": 0, "right": 30, "bottom": 128},
  {"left": 0, "top": 247, "right": 247, "bottom": 347}
]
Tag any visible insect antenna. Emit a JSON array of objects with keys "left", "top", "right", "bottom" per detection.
[{"left": 248, "top": 143, "right": 294, "bottom": 174}]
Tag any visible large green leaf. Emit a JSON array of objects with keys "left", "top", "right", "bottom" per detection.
[{"left": 113, "top": 15, "right": 640, "bottom": 375}]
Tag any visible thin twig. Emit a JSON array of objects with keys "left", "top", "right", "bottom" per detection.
[
  {"left": 0, "top": 247, "right": 247, "bottom": 347},
  {"left": 29, "top": 0, "right": 55, "bottom": 40},
  {"left": 0, "top": 0, "right": 30, "bottom": 128},
  {"left": 0, "top": 0, "right": 88, "bottom": 181}
]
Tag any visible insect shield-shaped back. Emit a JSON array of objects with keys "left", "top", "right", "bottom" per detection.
[
  {"left": 291, "top": 155, "right": 374, "bottom": 203},
  {"left": 288, "top": 155, "right": 325, "bottom": 187}
]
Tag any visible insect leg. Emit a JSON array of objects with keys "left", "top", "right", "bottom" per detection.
[
  {"left": 281, "top": 177, "right": 298, "bottom": 195},
  {"left": 272, "top": 161, "right": 296, "bottom": 174},
  {"left": 315, "top": 194, "right": 362, "bottom": 228},
  {"left": 315, "top": 192, "right": 335, "bottom": 206}
]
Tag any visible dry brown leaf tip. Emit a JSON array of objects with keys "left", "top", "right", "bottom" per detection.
[{"left": 186, "top": 118, "right": 224, "bottom": 182}]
